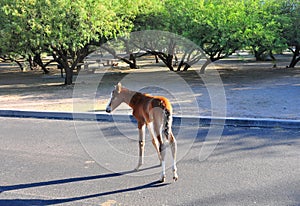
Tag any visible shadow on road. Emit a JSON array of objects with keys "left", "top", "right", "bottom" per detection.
[
  {"left": 0, "top": 165, "right": 166, "bottom": 205},
  {"left": 0, "top": 180, "right": 168, "bottom": 205}
]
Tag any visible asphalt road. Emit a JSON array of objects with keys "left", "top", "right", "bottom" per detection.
[{"left": 0, "top": 117, "right": 300, "bottom": 206}]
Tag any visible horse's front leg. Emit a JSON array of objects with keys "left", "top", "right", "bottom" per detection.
[{"left": 135, "top": 123, "right": 145, "bottom": 171}]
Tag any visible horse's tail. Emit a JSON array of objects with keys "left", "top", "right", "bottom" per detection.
[
  {"left": 152, "top": 96, "right": 173, "bottom": 140},
  {"left": 163, "top": 106, "right": 172, "bottom": 140}
]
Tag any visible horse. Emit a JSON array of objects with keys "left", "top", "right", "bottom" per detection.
[{"left": 106, "top": 82, "right": 178, "bottom": 183}]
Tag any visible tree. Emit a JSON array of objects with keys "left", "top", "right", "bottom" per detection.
[
  {"left": 242, "top": 0, "right": 287, "bottom": 61},
  {"left": 0, "top": 0, "right": 32, "bottom": 71},
  {"left": 130, "top": 0, "right": 207, "bottom": 71},
  {"left": 187, "top": 0, "right": 244, "bottom": 65},
  {"left": 1, "top": 0, "right": 157, "bottom": 84},
  {"left": 133, "top": 0, "right": 245, "bottom": 73},
  {"left": 281, "top": 0, "right": 300, "bottom": 68},
  {"left": 103, "top": 0, "right": 165, "bottom": 69},
  {"left": 140, "top": 0, "right": 295, "bottom": 72},
  {"left": 40, "top": 0, "right": 131, "bottom": 85}
]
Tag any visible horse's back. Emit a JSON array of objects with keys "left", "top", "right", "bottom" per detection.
[
  {"left": 132, "top": 93, "right": 172, "bottom": 125},
  {"left": 152, "top": 96, "right": 172, "bottom": 113}
]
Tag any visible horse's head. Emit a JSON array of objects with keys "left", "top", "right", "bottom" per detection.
[{"left": 106, "top": 82, "right": 123, "bottom": 113}]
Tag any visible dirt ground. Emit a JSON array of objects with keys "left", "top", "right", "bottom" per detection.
[{"left": 1, "top": 54, "right": 300, "bottom": 120}]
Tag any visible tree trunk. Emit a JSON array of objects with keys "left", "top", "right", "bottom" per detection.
[
  {"left": 269, "top": 50, "right": 276, "bottom": 68},
  {"left": 173, "top": 54, "right": 178, "bottom": 66},
  {"left": 253, "top": 48, "right": 267, "bottom": 61},
  {"left": 200, "top": 59, "right": 212, "bottom": 74},
  {"left": 129, "top": 54, "right": 137, "bottom": 69},
  {"left": 14, "top": 59, "right": 24, "bottom": 71},
  {"left": 28, "top": 55, "right": 35, "bottom": 70},
  {"left": 166, "top": 54, "right": 174, "bottom": 71},
  {"left": 147, "top": 51, "right": 175, "bottom": 71},
  {"left": 177, "top": 60, "right": 184, "bottom": 71},
  {"left": 1, "top": 56, "right": 24, "bottom": 71},
  {"left": 183, "top": 63, "right": 191, "bottom": 71},
  {"left": 33, "top": 54, "right": 50, "bottom": 74},
  {"left": 102, "top": 44, "right": 138, "bottom": 69},
  {"left": 289, "top": 45, "right": 300, "bottom": 68},
  {"left": 121, "top": 57, "right": 137, "bottom": 69},
  {"left": 289, "top": 56, "right": 300, "bottom": 68},
  {"left": 64, "top": 67, "right": 73, "bottom": 85},
  {"left": 154, "top": 55, "right": 159, "bottom": 63}
]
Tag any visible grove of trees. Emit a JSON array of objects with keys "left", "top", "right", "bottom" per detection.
[{"left": 0, "top": 0, "right": 299, "bottom": 84}]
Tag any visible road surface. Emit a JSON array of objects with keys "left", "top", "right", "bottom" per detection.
[{"left": 0, "top": 117, "right": 299, "bottom": 206}]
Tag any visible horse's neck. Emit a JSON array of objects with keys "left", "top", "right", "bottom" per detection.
[{"left": 122, "top": 89, "right": 137, "bottom": 107}]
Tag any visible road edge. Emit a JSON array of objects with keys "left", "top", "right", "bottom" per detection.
[{"left": 1, "top": 109, "right": 300, "bottom": 129}]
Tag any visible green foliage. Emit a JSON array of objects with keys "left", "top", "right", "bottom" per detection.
[
  {"left": 191, "top": 0, "right": 245, "bottom": 61},
  {"left": 132, "top": 0, "right": 293, "bottom": 65},
  {"left": 132, "top": 0, "right": 165, "bottom": 31},
  {"left": 134, "top": 0, "right": 245, "bottom": 62},
  {"left": 281, "top": 0, "right": 300, "bottom": 67},
  {"left": 241, "top": 0, "right": 288, "bottom": 60},
  {"left": 281, "top": 0, "right": 300, "bottom": 46},
  {"left": 0, "top": 0, "right": 153, "bottom": 84},
  {"left": 1, "top": 0, "right": 299, "bottom": 78},
  {"left": 4, "top": 0, "right": 124, "bottom": 52}
]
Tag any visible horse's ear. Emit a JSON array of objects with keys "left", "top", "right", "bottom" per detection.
[{"left": 116, "top": 82, "right": 122, "bottom": 93}]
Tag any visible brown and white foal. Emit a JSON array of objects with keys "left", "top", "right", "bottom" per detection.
[{"left": 106, "top": 82, "right": 178, "bottom": 182}]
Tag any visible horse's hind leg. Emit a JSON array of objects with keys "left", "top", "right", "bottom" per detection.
[
  {"left": 146, "top": 122, "right": 161, "bottom": 163},
  {"left": 147, "top": 122, "right": 166, "bottom": 182},
  {"left": 152, "top": 138, "right": 162, "bottom": 164},
  {"left": 153, "top": 119, "right": 167, "bottom": 182},
  {"left": 159, "top": 142, "right": 167, "bottom": 183},
  {"left": 135, "top": 123, "right": 145, "bottom": 171},
  {"left": 169, "top": 132, "right": 178, "bottom": 181}
]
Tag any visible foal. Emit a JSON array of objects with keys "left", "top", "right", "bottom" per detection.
[{"left": 106, "top": 82, "right": 178, "bottom": 182}]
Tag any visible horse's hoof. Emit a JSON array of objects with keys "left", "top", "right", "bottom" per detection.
[
  {"left": 173, "top": 176, "right": 178, "bottom": 182},
  {"left": 135, "top": 164, "right": 142, "bottom": 171},
  {"left": 159, "top": 176, "right": 166, "bottom": 183},
  {"left": 159, "top": 178, "right": 165, "bottom": 183}
]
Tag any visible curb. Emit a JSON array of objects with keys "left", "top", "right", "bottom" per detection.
[{"left": 1, "top": 109, "right": 300, "bottom": 129}]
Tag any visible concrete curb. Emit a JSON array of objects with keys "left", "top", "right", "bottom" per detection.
[{"left": 1, "top": 109, "right": 300, "bottom": 129}]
